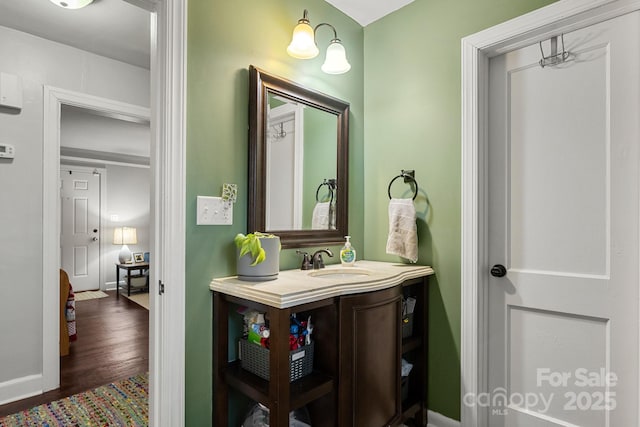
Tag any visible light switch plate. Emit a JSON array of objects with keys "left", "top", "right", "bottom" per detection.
[
  {"left": 0, "top": 143, "right": 15, "bottom": 159},
  {"left": 197, "top": 196, "right": 233, "bottom": 225}
]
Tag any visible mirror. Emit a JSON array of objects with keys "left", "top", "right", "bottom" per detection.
[{"left": 249, "top": 65, "right": 349, "bottom": 248}]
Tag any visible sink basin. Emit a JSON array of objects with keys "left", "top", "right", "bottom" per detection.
[{"left": 308, "top": 268, "right": 373, "bottom": 280}]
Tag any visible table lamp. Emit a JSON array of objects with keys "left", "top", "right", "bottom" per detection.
[{"left": 113, "top": 227, "right": 137, "bottom": 263}]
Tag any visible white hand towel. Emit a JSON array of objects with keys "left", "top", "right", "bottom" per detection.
[
  {"left": 386, "top": 198, "right": 418, "bottom": 263},
  {"left": 312, "top": 202, "right": 331, "bottom": 230}
]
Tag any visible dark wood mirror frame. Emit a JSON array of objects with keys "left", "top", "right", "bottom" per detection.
[{"left": 248, "top": 65, "right": 350, "bottom": 248}]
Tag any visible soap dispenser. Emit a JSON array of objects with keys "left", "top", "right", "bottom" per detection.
[{"left": 340, "top": 236, "right": 356, "bottom": 266}]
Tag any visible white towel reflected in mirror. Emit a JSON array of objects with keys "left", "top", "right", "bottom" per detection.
[{"left": 312, "top": 202, "right": 336, "bottom": 230}]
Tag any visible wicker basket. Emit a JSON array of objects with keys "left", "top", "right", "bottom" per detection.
[{"left": 239, "top": 339, "right": 314, "bottom": 382}]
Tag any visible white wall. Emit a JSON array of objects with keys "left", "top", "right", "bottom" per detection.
[
  {"left": 104, "top": 165, "right": 151, "bottom": 286},
  {"left": 61, "top": 106, "right": 150, "bottom": 158},
  {"left": 0, "top": 25, "right": 148, "bottom": 397}
]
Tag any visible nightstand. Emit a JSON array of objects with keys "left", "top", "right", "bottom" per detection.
[{"left": 116, "top": 262, "right": 149, "bottom": 297}]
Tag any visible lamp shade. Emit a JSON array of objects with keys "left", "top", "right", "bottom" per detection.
[
  {"left": 321, "top": 40, "right": 351, "bottom": 74},
  {"left": 113, "top": 227, "right": 138, "bottom": 245},
  {"left": 49, "top": 0, "right": 93, "bottom": 9},
  {"left": 287, "top": 20, "right": 319, "bottom": 59}
]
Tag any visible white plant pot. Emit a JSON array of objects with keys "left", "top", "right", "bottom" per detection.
[{"left": 237, "top": 236, "right": 280, "bottom": 281}]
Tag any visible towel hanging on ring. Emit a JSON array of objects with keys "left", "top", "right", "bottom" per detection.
[
  {"left": 386, "top": 198, "right": 418, "bottom": 263},
  {"left": 386, "top": 170, "right": 419, "bottom": 262}
]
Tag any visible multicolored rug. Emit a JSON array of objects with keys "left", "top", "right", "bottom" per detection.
[{"left": 0, "top": 373, "right": 148, "bottom": 426}]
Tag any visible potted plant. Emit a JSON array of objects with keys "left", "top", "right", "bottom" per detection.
[{"left": 234, "top": 232, "right": 280, "bottom": 281}]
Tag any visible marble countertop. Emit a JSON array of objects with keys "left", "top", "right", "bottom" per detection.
[{"left": 209, "top": 260, "right": 434, "bottom": 308}]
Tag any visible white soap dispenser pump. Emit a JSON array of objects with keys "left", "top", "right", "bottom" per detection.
[{"left": 340, "top": 236, "right": 356, "bottom": 266}]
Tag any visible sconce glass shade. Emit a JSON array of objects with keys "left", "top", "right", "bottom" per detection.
[
  {"left": 287, "top": 20, "right": 319, "bottom": 59},
  {"left": 49, "top": 0, "right": 93, "bottom": 9},
  {"left": 321, "top": 40, "right": 351, "bottom": 74}
]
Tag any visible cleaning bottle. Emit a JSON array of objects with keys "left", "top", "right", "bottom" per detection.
[{"left": 340, "top": 236, "right": 356, "bottom": 266}]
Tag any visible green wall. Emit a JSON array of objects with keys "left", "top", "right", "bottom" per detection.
[
  {"left": 303, "top": 108, "right": 338, "bottom": 228},
  {"left": 186, "top": 0, "right": 559, "bottom": 424},
  {"left": 186, "top": 0, "right": 364, "bottom": 424},
  {"left": 363, "top": 0, "right": 556, "bottom": 420}
]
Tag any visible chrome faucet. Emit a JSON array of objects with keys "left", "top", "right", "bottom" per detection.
[{"left": 312, "top": 249, "right": 334, "bottom": 269}]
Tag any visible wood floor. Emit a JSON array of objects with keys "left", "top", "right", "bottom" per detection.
[{"left": 0, "top": 290, "right": 149, "bottom": 417}]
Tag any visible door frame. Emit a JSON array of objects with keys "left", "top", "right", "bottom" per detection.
[
  {"left": 43, "top": 86, "right": 151, "bottom": 389},
  {"left": 460, "top": 0, "right": 640, "bottom": 425},
  {"left": 42, "top": 0, "right": 187, "bottom": 426}
]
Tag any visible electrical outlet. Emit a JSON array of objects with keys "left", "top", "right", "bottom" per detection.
[{"left": 197, "top": 196, "right": 233, "bottom": 225}]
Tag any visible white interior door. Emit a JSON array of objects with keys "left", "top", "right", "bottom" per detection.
[
  {"left": 487, "top": 12, "right": 639, "bottom": 426},
  {"left": 60, "top": 169, "right": 100, "bottom": 292}
]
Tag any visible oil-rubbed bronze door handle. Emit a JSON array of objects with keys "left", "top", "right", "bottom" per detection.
[{"left": 490, "top": 264, "right": 507, "bottom": 277}]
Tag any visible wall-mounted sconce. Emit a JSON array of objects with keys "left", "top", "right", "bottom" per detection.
[
  {"left": 49, "top": 0, "right": 93, "bottom": 9},
  {"left": 287, "top": 9, "right": 351, "bottom": 75}
]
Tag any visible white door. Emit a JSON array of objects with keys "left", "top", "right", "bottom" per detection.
[
  {"left": 487, "top": 12, "right": 639, "bottom": 426},
  {"left": 60, "top": 169, "right": 100, "bottom": 292}
]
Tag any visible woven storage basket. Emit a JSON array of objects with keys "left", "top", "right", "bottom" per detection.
[{"left": 239, "top": 339, "right": 314, "bottom": 382}]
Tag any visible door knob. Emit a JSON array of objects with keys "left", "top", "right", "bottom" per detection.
[
  {"left": 92, "top": 237, "right": 99, "bottom": 242},
  {"left": 490, "top": 264, "right": 507, "bottom": 277}
]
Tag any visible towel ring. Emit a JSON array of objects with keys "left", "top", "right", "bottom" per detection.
[
  {"left": 316, "top": 181, "right": 334, "bottom": 204},
  {"left": 388, "top": 172, "right": 418, "bottom": 200}
]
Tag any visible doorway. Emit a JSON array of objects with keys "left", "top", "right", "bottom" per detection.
[
  {"left": 40, "top": 0, "right": 187, "bottom": 424},
  {"left": 60, "top": 103, "right": 152, "bottom": 294},
  {"left": 43, "top": 85, "right": 151, "bottom": 389},
  {"left": 0, "top": 0, "right": 184, "bottom": 423},
  {"left": 54, "top": 103, "right": 153, "bottom": 417}
]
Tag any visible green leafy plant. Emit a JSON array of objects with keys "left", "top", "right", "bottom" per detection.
[{"left": 234, "top": 232, "right": 279, "bottom": 266}]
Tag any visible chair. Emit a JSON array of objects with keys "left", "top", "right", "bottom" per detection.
[{"left": 59, "top": 269, "right": 71, "bottom": 356}]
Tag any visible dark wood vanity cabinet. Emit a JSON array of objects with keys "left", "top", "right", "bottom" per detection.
[
  {"left": 338, "top": 277, "right": 429, "bottom": 427},
  {"left": 338, "top": 285, "right": 403, "bottom": 427},
  {"left": 212, "top": 274, "right": 429, "bottom": 427}
]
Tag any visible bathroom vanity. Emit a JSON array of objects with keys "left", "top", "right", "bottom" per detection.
[{"left": 210, "top": 260, "right": 433, "bottom": 426}]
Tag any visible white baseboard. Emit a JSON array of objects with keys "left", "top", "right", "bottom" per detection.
[
  {"left": 0, "top": 374, "right": 43, "bottom": 405},
  {"left": 104, "top": 281, "right": 119, "bottom": 291},
  {"left": 428, "top": 409, "right": 461, "bottom": 427}
]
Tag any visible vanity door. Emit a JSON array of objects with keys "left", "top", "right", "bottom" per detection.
[{"left": 338, "top": 286, "right": 402, "bottom": 427}]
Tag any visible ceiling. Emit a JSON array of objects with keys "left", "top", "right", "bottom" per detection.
[
  {"left": 327, "top": 0, "right": 414, "bottom": 26},
  {"left": 0, "top": 0, "right": 150, "bottom": 69},
  {"left": 0, "top": 0, "right": 411, "bottom": 70}
]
